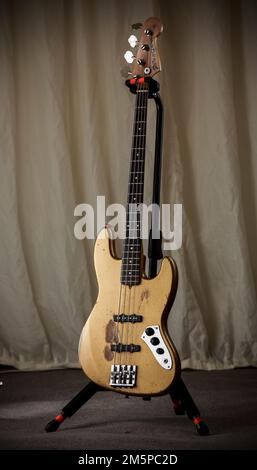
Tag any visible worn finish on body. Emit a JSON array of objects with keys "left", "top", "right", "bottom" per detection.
[{"left": 79, "top": 228, "right": 180, "bottom": 397}]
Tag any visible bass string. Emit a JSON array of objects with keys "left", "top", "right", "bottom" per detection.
[
  {"left": 124, "top": 81, "right": 145, "bottom": 366},
  {"left": 127, "top": 81, "right": 146, "bottom": 360},
  {"left": 126, "top": 80, "right": 148, "bottom": 365},
  {"left": 113, "top": 282, "right": 123, "bottom": 367},
  {"left": 118, "top": 82, "right": 144, "bottom": 369},
  {"left": 113, "top": 84, "right": 139, "bottom": 368},
  {"left": 133, "top": 81, "right": 149, "bottom": 359}
]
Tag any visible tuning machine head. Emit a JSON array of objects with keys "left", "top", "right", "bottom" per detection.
[
  {"left": 128, "top": 34, "right": 138, "bottom": 48},
  {"left": 124, "top": 50, "right": 135, "bottom": 64},
  {"left": 124, "top": 50, "right": 147, "bottom": 67}
]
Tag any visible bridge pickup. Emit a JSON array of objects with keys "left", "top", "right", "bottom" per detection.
[
  {"left": 111, "top": 343, "right": 141, "bottom": 353},
  {"left": 109, "top": 364, "right": 137, "bottom": 387},
  {"left": 113, "top": 314, "right": 142, "bottom": 323}
]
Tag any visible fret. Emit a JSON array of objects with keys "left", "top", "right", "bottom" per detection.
[
  {"left": 129, "top": 191, "right": 143, "bottom": 195},
  {"left": 122, "top": 267, "right": 141, "bottom": 270},
  {"left": 123, "top": 247, "right": 141, "bottom": 250},
  {"left": 121, "top": 280, "right": 141, "bottom": 283},
  {"left": 123, "top": 238, "right": 141, "bottom": 241},
  {"left": 121, "top": 270, "right": 141, "bottom": 274},
  {"left": 123, "top": 244, "right": 141, "bottom": 247},
  {"left": 123, "top": 246, "right": 141, "bottom": 252},
  {"left": 122, "top": 266, "right": 140, "bottom": 269},
  {"left": 129, "top": 179, "right": 143, "bottom": 184},
  {"left": 122, "top": 257, "right": 141, "bottom": 261},
  {"left": 122, "top": 261, "right": 141, "bottom": 265},
  {"left": 126, "top": 212, "right": 141, "bottom": 216},
  {"left": 121, "top": 276, "right": 141, "bottom": 279}
]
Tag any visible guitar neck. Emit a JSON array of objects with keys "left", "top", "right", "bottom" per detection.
[{"left": 121, "top": 81, "right": 149, "bottom": 286}]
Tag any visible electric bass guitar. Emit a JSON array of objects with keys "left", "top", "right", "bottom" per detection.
[{"left": 79, "top": 17, "right": 180, "bottom": 396}]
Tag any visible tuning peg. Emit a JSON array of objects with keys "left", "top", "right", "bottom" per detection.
[
  {"left": 131, "top": 22, "right": 142, "bottom": 30},
  {"left": 124, "top": 50, "right": 135, "bottom": 64},
  {"left": 128, "top": 34, "right": 138, "bottom": 48}
]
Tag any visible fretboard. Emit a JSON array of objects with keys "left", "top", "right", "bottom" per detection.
[{"left": 121, "top": 81, "right": 149, "bottom": 286}]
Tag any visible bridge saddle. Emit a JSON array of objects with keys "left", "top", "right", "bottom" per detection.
[{"left": 109, "top": 364, "right": 137, "bottom": 387}]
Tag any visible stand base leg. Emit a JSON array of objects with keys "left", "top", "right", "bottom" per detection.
[
  {"left": 45, "top": 381, "right": 101, "bottom": 433},
  {"left": 169, "top": 378, "right": 209, "bottom": 436},
  {"left": 45, "top": 378, "right": 209, "bottom": 436}
]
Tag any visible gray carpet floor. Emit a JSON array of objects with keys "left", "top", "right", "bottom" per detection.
[{"left": 0, "top": 368, "right": 256, "bottom": 450}]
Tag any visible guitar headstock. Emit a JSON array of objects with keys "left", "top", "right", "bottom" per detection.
[{"left": 124, "top": 17, "right": 163, "bottom": 79}]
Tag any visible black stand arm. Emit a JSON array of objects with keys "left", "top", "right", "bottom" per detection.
[
  {"left": 148, "top": 92, "right": 163, "bottom": 277},
  {"left": 45, "top": 381, "right": 102, "bottom": 432}
]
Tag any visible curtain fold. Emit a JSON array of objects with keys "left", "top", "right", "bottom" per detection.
[{"left": 0, "top": 0, "right": 257, "bottom": 370}]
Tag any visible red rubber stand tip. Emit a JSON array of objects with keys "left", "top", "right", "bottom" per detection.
[
  {"left": 193, "top": 416, "right": 210, "bottom": 436},
  {"left": 45, "top": 414, "right": 65, "bottom": 433}
]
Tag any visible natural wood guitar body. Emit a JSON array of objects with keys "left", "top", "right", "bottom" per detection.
[{"left": 79, "top": 228, "right": 180, "bottom": 396}]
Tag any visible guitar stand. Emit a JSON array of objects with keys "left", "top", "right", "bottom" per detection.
[{"left": 45, "top": 78, "right": 209, "bottom": 436}]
